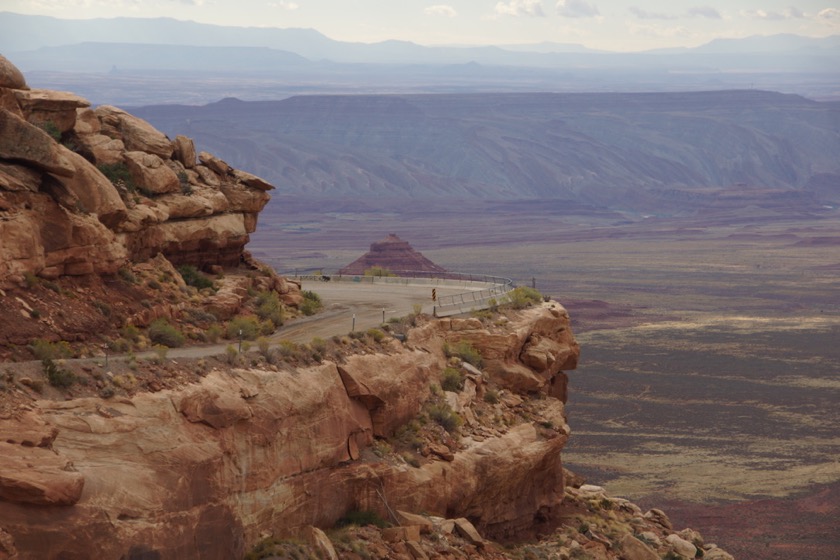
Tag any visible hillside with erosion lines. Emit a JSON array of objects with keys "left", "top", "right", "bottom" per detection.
[{"left": 133, "top": 90, "right": 840, "bottom": 214}]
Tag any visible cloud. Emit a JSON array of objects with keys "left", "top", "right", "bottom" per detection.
[
  {"left": 268, "top": 1, "right": 299, "bottom": 10},
  {"left": 494, "top": 0, "right": 546, "bottom": 17},
  {"left": 741, "top": 9, "right": 786, "bottom": 20},
  {"left": 687, "top": 6, "right": 722, "bottom": 19},
  {"left": 628, "top": 6, "right": 677, "bottom": 20},
  {"left": 784, "top": 7, "right": 805, "bottom": 19},
  {"left": 818, "top": 8, "right": 840, "bottom": 21},
  {"left": 425, "top": 5, "right": 457, "bottom": 17},
  {"left": 556, "top": 0, "right": 599, "bottom": 18},
  {"left": 628, "top": 22, "right": 693, "bottom": 39}
]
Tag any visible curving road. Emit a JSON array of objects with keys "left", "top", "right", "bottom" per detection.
[{"left": 158, "top": 281, "right": 478, "bottom": 360}]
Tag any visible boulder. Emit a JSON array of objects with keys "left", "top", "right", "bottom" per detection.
[
  {"left": 172, "top": 135, "right": 197, "bottom": 168},
  {"left": 703, "top": 547, "right": 735, "bottom": 560},
  {"left": 0, "top": 162, "right": 41, "bottom": 192},
  {"left": 220, "top": 181, "right": 271, "bottom": 213},
  {"left": 0, "top": 109, "right": 74, "bottom": 177},
  {"left": 0, "top": 55, "right": 26, "bottom": 89},
  {"left": 198, "top": 151, "right": 232, "bottom": 176},
  {"left": 643, "top": 508, "right": 673, "bottom": 530},
  {"left": 302, "top": 526, "right": 338, "bottom": 560},
  {"left": 232, "top": 168, "right": 273, "bottom": 191},
  {"left": 14, "top": 89, "right": 90, "bottom": 134},
  {"left": 396, "top": 511, "right": 435, "bottom": 534},
  {"left": 619, "top": 534, "right": 659, "bottom": 560},
  {"left": 123, "top": 151, "right": 181, "bottom": 195},
  {"left": 665, "top": 533, "right": 697, "bottom": 559},
  {"left": 50, "top": 147, "right": 127, "bottom": 228},
  {"left": 453, "top": 518, "right": 485, "bottom": 546},
  {"left": 95, "top": 105, "right": 173, "bottom": 158}
]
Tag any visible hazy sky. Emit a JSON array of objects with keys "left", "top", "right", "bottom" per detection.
[{"left": 6, "top": 1, "right": 840, "bottom": 50}]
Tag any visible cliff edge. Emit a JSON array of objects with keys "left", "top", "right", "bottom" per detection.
[{"left": 0, "top": 54, "right": 271, "bottom": 285}]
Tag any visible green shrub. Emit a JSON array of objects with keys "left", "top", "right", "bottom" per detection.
[
  {"left": 120, "top": 324, "right": 141, "bottom": 342},
  {"left": 300, "top": 290, "right": 323, "bottom": 316},
  {"left": 310, "top": 337, "right": 327, "bottom": 354},
  {"left": 444, "top": 341, "right": 483, "bottom": 368},
  {"left": 38, "top": 121, "right": 61, "bottom": 141},
  {"left": 255, "top": 291, "right": 284, "bottom": 327},
  {"left": 178, "top": 265, "right": 214, "bottom": 290},
  {"left": 151, "top": 344, "right": 169, "bottom": 363},
  {"left": 427, "top": 402, "right": 462, "bottom": 433},
  {"left": 366, "top": 328, "right": 385, "bottom": 342},
  {"left": 206, "top": 323, "right": 223, "bottom": 343},
  {"left": 484, "top": 388, "right": 500, "bottom": 404},
  {"left": 148, "top": 319, "right": 186, "bottom": 348},
  {"left": 225, "top": 344, "right": 239, "bottom": 365},
  {"left": 98, "top": 162, "right": 137, "bottom": 193},
  {"left": 23, "top": 271, "right": 40, "bottom": 288},
  {"left": 43, "top": 358, "right": 75, "bottom": 388},
  {"left": 30, "top": 339, "right": 73, "bottom": 360},
  {"left": 118, "top": 266, "right": 138, "bottom": 284},
  {"left": 441, "top": 367, "right": 465, "bottom": 392},
  {"left": 508, "top": 286, "right": 543, "bottom": 309},
  {"left": 336, "top": 510, "right": 389, "bottom": 529},
  {"left": 226, "top": 316, "right": 260, "bottom": 340}
]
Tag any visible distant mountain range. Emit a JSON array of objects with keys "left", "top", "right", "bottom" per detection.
[
  {"left": 3, "top": 11, "right": 839, "bottom": 70},
  {"left": 3, "top": 12, "right": 839, "bottom": 105},
  {"left": 132, "top": 90, "right": 840, "bottom": 214}
]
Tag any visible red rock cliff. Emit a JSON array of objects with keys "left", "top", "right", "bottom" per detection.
[
  {"left": 0, "top": 302, "right": 578, "bottom": 558},
  {"left": 0, "top": 55, "right": 273, "bottom": 288}
]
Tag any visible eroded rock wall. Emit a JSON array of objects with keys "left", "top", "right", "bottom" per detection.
[
  {"left": 0, "top": 302, "right": 578, "bottom": 559},
  {"left": 0, "top": 55, "right": 273, "bottom": 288}
]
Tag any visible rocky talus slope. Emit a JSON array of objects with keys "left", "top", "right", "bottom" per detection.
[{"left": 0, "top": 55, "right": 272, "bottom": 286}]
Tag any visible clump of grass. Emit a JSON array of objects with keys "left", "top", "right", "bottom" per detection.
[
  {"left": 426, "top": 402, "right": 463, "bottom": 434},
  {"left": 444, "top": 340, "right": 483, "bottom": 368},
  {"left": 366, "top": 328, "right": 385, "bottom": 342},
  {"left": 441, "top": 367, "right": 465, "bottom": 392}
]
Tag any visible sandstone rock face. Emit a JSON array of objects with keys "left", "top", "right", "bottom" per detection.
[
  {"left": 0, "top": 55, "right": 26, "bottom": 90},
  {"left": 429, "top": 302, "right": 579, "bottom": 397},
  {"left": 0, "top": 305, "right": 578, "bottom": 558},
  {"left": 14, "top": 89, "right": 90, "bottom": 134},
  {"left": 0, "top": 57, "right": 275, "bottom": 287},
  {"left": 95, "top": 105, "right": 174, "bottom": 158}
]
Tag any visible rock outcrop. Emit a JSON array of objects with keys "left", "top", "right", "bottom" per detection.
[
  {"left": 0, "top": 302, "right": 578, "bottom": 559},
  {"left": 0, "top": 55, "right": 273, "bottom": 288},
  {"left": 339, "top": 234, "right": 447, "bottom": 276}
]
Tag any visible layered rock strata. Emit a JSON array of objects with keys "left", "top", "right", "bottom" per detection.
[
  {"left": 0, "top": 302, "right": 578, "bottom": 559},
  {"left": 339, "top": 233, "right": 447, "bottom": 276},
  {"left": 0, "top": 56, "right": 273, "bottom": 287}
]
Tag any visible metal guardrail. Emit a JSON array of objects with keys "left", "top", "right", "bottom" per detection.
[{"left": 285, "top": 269, "right": 516, "bottom": 317}]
